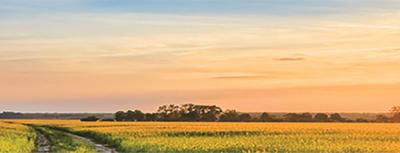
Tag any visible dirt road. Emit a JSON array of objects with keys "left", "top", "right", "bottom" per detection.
[
  {"left": 31, "top": 125, "right": 118, "bottom": 153},
  {"left": 65, "top": 132, "right": 118, "bottom": 153}
]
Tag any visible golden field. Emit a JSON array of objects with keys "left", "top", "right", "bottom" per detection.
[
  {"left": 0, "top": 122, "right": 35, "bottom": 153},
  {"left": 3, "top": 120, "right": 400, "bottom": 152}
]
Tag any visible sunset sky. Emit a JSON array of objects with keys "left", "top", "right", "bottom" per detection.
[{"left": 1, "top": 0, "right": 400, "bottom": 113}]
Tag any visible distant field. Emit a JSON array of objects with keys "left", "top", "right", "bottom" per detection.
[{"left": 2, "top": 120, "right": 400, "bottom": 153}]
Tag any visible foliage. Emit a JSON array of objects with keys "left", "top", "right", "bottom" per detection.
[
  {"left": 375, "top": 115, "right": 389, "bottom": 123},
  {"left": 259, "top": 112, "right": 274, "bottom": 122},
  {"left": 314, "top": 113, "right": 329, "bottom": 122},
  {"left": 80, "top": 116, "right": 99, "bottom": 122},
  {"left": 114, "top": 104, "right": 378, "bottom": 122},
  {"left": 329, "top": 113, "right": 344, "bottom": 122},
  {"left": 219, "top": 110, "right": 240, "bottom": 122}
]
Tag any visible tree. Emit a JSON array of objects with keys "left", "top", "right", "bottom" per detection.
[
  {"left": 259, "top": 112, "right": 273, "bottom": 122},
  {"left": 375, "top": 114, "right": 389, "bottom": 123},
  {"left": 125, "top": 110, "right": 136, "bottom": 121},
  {"left": 145, "top": 113, "right": 158, "bottom": 121},
  {"left": 132, "top": 110, "right": 145, "bottom": 121},
  {"left": 219, "top": 110, "right": 240, "bottom": 122},
  {"left": 156, "top": 104, "right": 223, "bottom": 122},
  {"left": 283, "top": 113, "right": 313, "bottom": 122},
  {"left": 314, "top": 113, "right": 329, "bottom": 122},
  {"left": 300, "top": 113, "right": 313, "bottom": 122},
  {"left": 115, "top": 111, "right": 126, "bottom": 121},
  {"left": 283, "top": 113, "right": 300, "bottom": 122},
  {"left": 80, "top": 116, "right": 99, "bottom": 122},
  {"left": 355, "top": 118, "right": 369, "bottom": 122},
  {"left": 390, "top": 106, "right": 400, "bottom": 122},
  {"left": 329, "top": 113, "right": 343, "bottom": 122},
  {"left": 157, "top": 104, "right": 181, "bottom": 121},
  {"left": 180, "top": 103, "right": 201, "bottom": 121},
  {"left": 116, "top": 109, "right": 146, "bottom": 121},
  {"left": 239, "top": 113, "right": 252, "bottom": 122},
  {"left": 198, "top": 105, "right": 222, "bottom": 121}
]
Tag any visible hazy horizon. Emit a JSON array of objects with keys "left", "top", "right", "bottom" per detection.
[{"left": 1, "top": 0, "right": 400, "bottom": 113}]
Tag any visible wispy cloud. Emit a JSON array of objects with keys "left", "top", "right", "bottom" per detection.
[
  {"left": 210, "top": 75, "right": 272, "bottom": 80},
  {"left": 274, "top": 57, "right": 305, "bottom": 61}
]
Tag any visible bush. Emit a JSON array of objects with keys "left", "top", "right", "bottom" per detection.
[{"left": 80, "top": 116, "right": 99, "bottom": 122}]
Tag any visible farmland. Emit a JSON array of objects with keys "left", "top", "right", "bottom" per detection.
[
  {"left": 0, "top": 122, "right": 35, "bottom": 153},
  {"left": 2, "top": 120, "right": 400, "bottom": 153}
]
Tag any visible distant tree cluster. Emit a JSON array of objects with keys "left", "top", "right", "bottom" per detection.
[
  {"left": 0, "top": 112, "right": 24, "bottom": 119},
  {"left": 75, "top": 104, "right": 400, "bottom": 123},
  {"left": 80, "top": 116, "right": 99, "bottom": 122},
  {"left": 158, "top": 104, "right": 223, "bottom": 121},
  {"left": 113, "top": 104, "right": 223, "bottom": 122}
]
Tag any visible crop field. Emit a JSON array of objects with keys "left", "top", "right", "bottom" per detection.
[
  {"left": 2, "top": 120, "right": 400, "bottom": 153},
  {"left": 0, "top": 122, "right": 35, "bottom": 153}
]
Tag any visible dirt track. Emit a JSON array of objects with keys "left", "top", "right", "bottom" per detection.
[
  {"left": 32, "top": 127, "right": 51, "bottom": 153},
  {"left": 65, "top": 132, "right": 118, "bottom": 153},
  {"left": 31, "top": 126, "right": 118, "bottom": 153}
]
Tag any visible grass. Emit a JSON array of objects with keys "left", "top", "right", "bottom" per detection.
[
  {"left": 0, "top": 121, "right": 35, "bottom": 153},
  {"left": 10, "top": 120, "right": 400, "bottom": 153}
]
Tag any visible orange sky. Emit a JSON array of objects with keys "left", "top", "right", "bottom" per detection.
[{"left": 1, "top": 0, "right": 400, "bottom": 112}]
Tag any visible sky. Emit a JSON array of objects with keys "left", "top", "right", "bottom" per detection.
[{"left": 1, "top": 0, "right": 400, "bottom": 113}]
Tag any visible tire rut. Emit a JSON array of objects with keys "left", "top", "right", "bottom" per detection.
[
  {"left": 32, "top": 125, "right": 118, "bottom": 153},
  {"left": 65, "top": 132, "right": 118, "bottom": 153},
  {"left": 32, "top": 127, "right": 51, "bottom": 153}
]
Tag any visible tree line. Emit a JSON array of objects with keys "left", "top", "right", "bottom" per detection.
[{"left": 81, "top": 104, "right": 399, "bottom": 122}]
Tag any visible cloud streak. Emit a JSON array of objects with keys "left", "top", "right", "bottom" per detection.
[{"left": 274, "top": 57, "right": 305, "bottom": 61}]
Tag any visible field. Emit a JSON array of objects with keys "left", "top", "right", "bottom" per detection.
[
  {"left": 2, "top": 120, "right": 400, "bottom": 152},
  {"left": 0, "top": 122, "right": 35, "bottom": 153}
]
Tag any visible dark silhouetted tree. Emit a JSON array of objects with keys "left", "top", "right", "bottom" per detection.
[
  {"left": 330, "top": 113, "right": 344, "bottom": 122},
  {"left": 132, "top": 110, "right": 145, "bottom": 121},
  {"left": 259, "top": 112, "right": 274, "bottom": 122},
  {"left": 115, "top": 111, "right": 126, "bottom": 121},
  {"left": 125, "top": 110, "right": 136, "bottom": 121},
  {"left": 145, "top": 113, "right": 158, "bottom": 121},
  {"left": 390, "top": 106, "right": 400, "bottom": 122},
  {"left": 314, "top": 113, "right": 329, "bottom": 122},
  {"left": 300, "top": 113, "right": 313, "bottom": 122},
  {"left": 239, "top": 113, "right": 252, "bottom": 122},
  {"left": 157, "top": 104, "right": 181, "bottom": 121},
  {"left": 283, "top": 113, "right": 300, "bottom": 122},
  {"left": 80, "top": 116, "right": 99, "bottom": 122},
  {"left": 219, "top": 110, "right": 240, "bottom": 122},
  {"left": 355, "top": 118, "right": 369, "bottom": 122},
  {"left": 197, "top": 105, "right": 223, "bottom": 121},
  {"left": 180, "top": 103, "right": 201, "bottom": 121},
  {"left": 375, "top": 114, "right": 389, "bottom": 123},
  {"left": 283, "top": 113, "right": 314, "bottom": 122}
]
